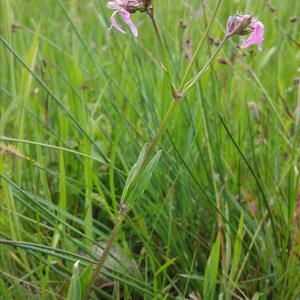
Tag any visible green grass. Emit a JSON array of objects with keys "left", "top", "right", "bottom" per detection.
[{"left": 1, "top": 0, "right": 300, "bottom": 299}]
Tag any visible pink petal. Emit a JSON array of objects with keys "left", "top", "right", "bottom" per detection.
[
  {"left": 107, "top": 1, "right": 139, "bottom": 37},
  {"left": 226, "top": 16, "right": 235, "bottom": 36},
  {"left": 107, "top": 0, "right": 126, "bottom": 10},
  {"left": 121, "top": 11, "right": 138, "bottom": 37},
  {"left": 241, "top": 21, "right": 264, "bottom": 51},
  {"left": 110, "top": 11, "right": 126, "bottom": 34}
]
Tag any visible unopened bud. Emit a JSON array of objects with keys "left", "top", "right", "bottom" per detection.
[
  {"left": 226, "top": 13, "right": 254, "bottom": 37},
  {"left": 143, "top": 0, "right": 152, "bottom": 6},
  {"left": 127, "top": 0, "right": 152, "bottom": 13},
  {"left": 119, "top": 201, "right": 127, "bottom": 215}
]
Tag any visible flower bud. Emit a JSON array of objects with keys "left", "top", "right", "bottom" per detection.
[
  {"left": 127, "top": 0, "right": 152, "bottom": 13},
  {"left": 226, "top": 14, "right": 254, "bottom": 37},
  {"left": 143, "top": 0, "right": 152, "bottom": 7},
  {"left": 127, "top": 0, "right": 146, "bottom": 13}
]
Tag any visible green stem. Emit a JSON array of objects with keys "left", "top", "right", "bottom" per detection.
[
  {"left": 147, "top": 9, "right": 175, "bottom": 93},
  {"left": 83, "top": 99, "right": 179, "bottom": 299},
  {"left": 83, "top": 203, "right": 126, "bottom": 300},
  {"left": 83, "top": 9, "right": 182, "bottom": 297},
  {"left": 183, "top": 37, "right": 228, "bottom": 94},
  {"left": 178, "top": 0, "right": 223, "bottom": 92},
  {"left": 83, "top": 5, "right": 229, "bottom": 297},
  {"left": 128, "top": 99, "right": 178, "bottom": 189}
]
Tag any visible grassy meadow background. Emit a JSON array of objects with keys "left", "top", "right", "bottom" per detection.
[{"left": 0, "top": 0, "right": 300, "bottom": 299}]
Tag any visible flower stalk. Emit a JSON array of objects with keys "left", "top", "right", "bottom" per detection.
[
  {"left": 147, "top": 8, "right": 175, "bottom": 93},
  {"left": 182, "top": 36, "right": 228, "bottom": 94},
  {"left": 83, "top": 98, "right": 178, "bottom": 299},
  {"left": 84, "top": 1, "right": 266, "bottom": 297},
  {"left": 83, "top": 203, "right": 127, "bottom": 300},
  {"left": 178, "top": 0, "right": 223, "bottom": 92},
  {"left": 85, "top": 4, "right": 225, "bottom": 296}
]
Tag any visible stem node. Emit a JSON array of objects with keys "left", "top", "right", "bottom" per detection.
[{"left": 172, "top": 90, "right": 183, "bottom": 100}]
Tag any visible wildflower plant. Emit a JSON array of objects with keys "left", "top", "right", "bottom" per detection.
[
  {"left": 2, "top": 0, "right": 300, "bottom": 298},
  {"left": 82, "top": 1, "right": 265, "bottom": 298}
]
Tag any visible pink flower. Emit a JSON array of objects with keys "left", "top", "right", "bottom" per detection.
[
  {"left": 107, "top": 0, "right": 141, "bottom": 37},
  {"left": 241, "top": 21, "right": 264, "bottom": 51},
  {"left": 226, "top": 13, "right": 264, "bottom": 51}
]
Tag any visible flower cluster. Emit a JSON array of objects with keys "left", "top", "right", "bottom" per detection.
[{"left": 107, "top": 3, "right": 264, "bottom": 51}]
